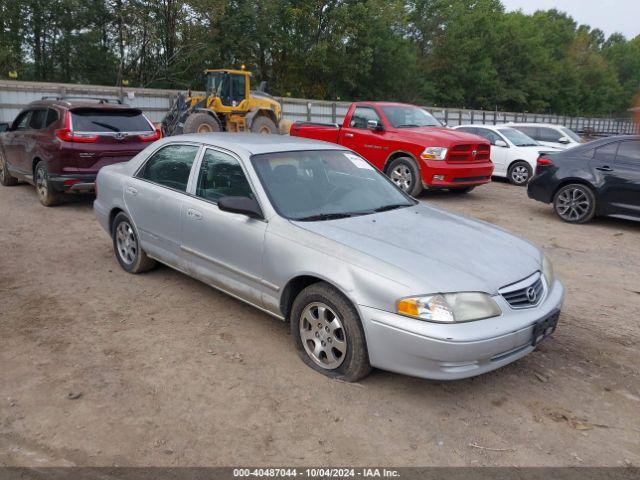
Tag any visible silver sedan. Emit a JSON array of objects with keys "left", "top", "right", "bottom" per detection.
[{"left": 94, "top": 133, "right": 564, "bottom": 381}]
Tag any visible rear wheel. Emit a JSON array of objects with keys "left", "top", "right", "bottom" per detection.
[
  {"left": 111, "top": 212, "right": 156, "bottom": 273},
  {"left": 34, "top": 161, "right": 60, "bottom": 207},
  {"left": 183, "top": 113, "right": 221, "bottom": 134},
  {"left": 387, "top": 157, "right": 423, "bottom": 196},
  {"left": 553, "top": 183, "right": 596, "bottom": 223},
  {"left": 291, "top": 283, "right": 372, "bottom": 382},
  {"left": 250, "top": 116, "right": 278, "bottom": 134},
  {"left": 0, "top": 151, "right": 18, "bottom": 186},
  {"left": 508, "top": 161, "right": 532, "bottom": 186}
]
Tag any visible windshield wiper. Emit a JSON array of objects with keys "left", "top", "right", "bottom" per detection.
[
  {"left": 90, "top": 121, "right": 120, "bottom": 132},
  {"left": 295, "top": 212, "right": 354, "bottom": 222},
  {"left": 373, "top": 203, "right": 411, "bottom": 213}
]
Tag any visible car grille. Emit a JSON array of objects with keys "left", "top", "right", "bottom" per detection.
[
  {"left": 499, "top": 272, "right": 545, "bottom": 309},
  {"left": 447, "top": 143, "right": 491, "bottom": 162}
]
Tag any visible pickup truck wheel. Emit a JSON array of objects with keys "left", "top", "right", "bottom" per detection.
[
  {"left": 387, "top": 157, "right": 422, "bottom": 196},
  {"left": 508, "top": 161, "right": 532, "bottom": 186},
  {"left": 112, "top": 212, "right": 157, "bottom": 273},
  {"left": 34, "top": 161, "right": 61, "bottom": 206},
  {"left": 183, "top": 113, "right": 221, "bottom": 134},
  {"left": 0, "top": 152, "right": 18, "bottom": 186},
  {"left": 291, "top": 282, "right": 372, "bottom": 382},
  {"left": 250, "top": 116, "right": 277, "bottom": 134}
]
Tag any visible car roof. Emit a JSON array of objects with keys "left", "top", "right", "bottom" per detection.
[
  {"left": 27, "top": 99, "right": 138, "bottom": 110},
  {"left": 164, "top": 133, "right": 350, "bottom": 156},
  {"left": 508, "top": 123, "right": 566, "bottom": 128}
]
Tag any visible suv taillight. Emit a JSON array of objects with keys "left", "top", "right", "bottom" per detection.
[
  {"left": 138, "top": 128, "right": 162, "bottom": 142},
  {"left": 55, "top": 111, "right": 99, "bottom": 143}
]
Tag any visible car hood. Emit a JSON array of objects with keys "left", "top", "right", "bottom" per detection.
[
  {"left": 293, "top": 203, "right": 541, "bottom": 294},
  {"left": 390, "top": 127, "right": 486, "bottom": 146}
]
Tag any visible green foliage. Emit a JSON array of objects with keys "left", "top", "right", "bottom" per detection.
[{"left": 0, "top": 0, "right": 638, "bottom": 115}]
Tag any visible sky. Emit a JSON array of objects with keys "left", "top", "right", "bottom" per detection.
[{"left": 500, "top": 0, "right": 640, "bottom": 39}]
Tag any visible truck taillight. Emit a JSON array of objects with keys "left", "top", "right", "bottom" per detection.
[
  {"left": 138, "top": 128, "right": 162, "bottom": 142},
  {"left": 55, "top": 112, "right": 99, "bottom": 143}
]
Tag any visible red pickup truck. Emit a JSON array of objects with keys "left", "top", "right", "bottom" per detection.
[{"left": 290, "top": 101, "right": 493, "bottom": 195}]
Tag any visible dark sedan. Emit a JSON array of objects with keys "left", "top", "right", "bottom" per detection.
[{"left": 527, "top": 135, "right": 640, "bottom": 223}]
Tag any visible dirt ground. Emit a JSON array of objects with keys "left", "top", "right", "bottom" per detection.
[{"left": 1, "top": 179, "right": 639, "bottom": 467}]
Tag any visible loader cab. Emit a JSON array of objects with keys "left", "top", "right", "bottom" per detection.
[{"left": 205, "top": 69, "right": 250, "bottom": 109}]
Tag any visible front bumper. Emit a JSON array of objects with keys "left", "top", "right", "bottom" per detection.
[
  {"left": 49, "top": 174, "right": 97, "bottom": 193},
  {"left": 421, "top": 160, "right": 494, "bottom": 188},
  {"left": 358, "top": 279, "right": 565, "bottom": 380}
]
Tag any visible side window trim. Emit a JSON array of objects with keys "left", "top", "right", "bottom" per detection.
[
  {"left": 134, "top": 142, "right": 203, "bottom": 195},
  {"left": 190, "top": 146, "right": 262, "bottom": 210}
]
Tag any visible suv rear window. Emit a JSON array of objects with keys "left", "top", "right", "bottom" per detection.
[{"left": 71, "top": 108, "right": 152, "bottom": 133}]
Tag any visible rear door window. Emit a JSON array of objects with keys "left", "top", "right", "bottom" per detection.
[
  {"left": 29, "top": 109, "right": 47, "bottom": 130},
  {"left": 45, "top": 109, "right": 59, "bottom": 127},
  {"left": 137, "top": 144, "right": 200, "bottom": 192},
  {"left": 516, "top": 126, "right": 538, "bottom": 139},
  {"left": 71, "top": 108, "right": 153, "bottom": 133},
  {"left": 616, "top": 141, "right": 640, "bottom": 165},
  {"left": 594, "top": 142, "right": 618, "bottom": 163}
]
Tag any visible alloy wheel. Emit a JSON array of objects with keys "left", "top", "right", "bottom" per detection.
[
  {"left": 299, "top": 302, "right": 347, "bottom": 370},
  {"left": 115, "top": 221, "right": 138, "bottom": 265},
  {"left": 555, "top": 187, "right": 591, "bottom": 222},
  {"left": 35, "top": 166, "right": 48, "bottom": 199},
  {"left": 390, "top": 164, "right": 412, "bottom": 191},
  {"left": 511, "top": 165, "right": 530, "bottom": 184}
]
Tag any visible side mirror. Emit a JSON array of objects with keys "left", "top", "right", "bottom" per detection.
[
  {"left": 0, "top": 122, "right": 9, "bottom": 133},
  {"left": 494, "top": 139, "right": 508, "bottom": 148},
  {"left": 558, "top": 136, "right": 570, "bottom": 144},
  {"left": 218, "top": 196, "right": 263, "bottom": 219},
  {"left": 367, "top": 119, "right": 383, "bottom": 131}
]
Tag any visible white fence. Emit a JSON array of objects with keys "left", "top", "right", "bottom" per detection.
[{"left": 1, "top": 80, "right": 637, "bottom": 135}]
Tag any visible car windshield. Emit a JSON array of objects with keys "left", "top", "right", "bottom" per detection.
[
  {"left": 561, "top": 127, "right": 582, "bottom": 143},
  {"left": 381, "top": 106, "right": 442, "bottom": 128},
  {"left": 497, "top": 128, "right": 538, "bottom": 147},
  {"left": 251, "top": 150, "right": 416, "bottom": 221}
]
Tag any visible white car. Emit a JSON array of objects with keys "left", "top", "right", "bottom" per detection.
[
  {"left": 453, "top": 125, "right": 560, "bottom": 185},
  {"left": 507, "top": 123, "right": 583, "bottom": 150}
]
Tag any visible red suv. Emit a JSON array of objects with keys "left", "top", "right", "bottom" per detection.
[{"left": 0, "top": 97, "right": 160, "bottom": 206}]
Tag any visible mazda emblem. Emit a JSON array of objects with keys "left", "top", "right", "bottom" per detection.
[{"left": 526, "top": 286, "right": 537, "bottom": 303}]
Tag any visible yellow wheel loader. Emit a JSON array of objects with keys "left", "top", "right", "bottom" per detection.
[{"left": 161, "top": 68, "right": 283, "bottom": 136}]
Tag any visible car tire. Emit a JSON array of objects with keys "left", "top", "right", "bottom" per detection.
[
  {"left": 508, "top": 161, "right": 532, "bottom": 186},
  {"left": 0, "top": 151, "right": 18, "bottom": 186},
  {"left": 387, "top": 157, "right": 423, "bottom": 196},
  {"left": 250, "top": 116, "right": 278, "bottom": 134},
  {"left": 183, "top": 113, "right": 221, "bottom": 134},
  {"left": 111, "top": 212, "right": 157, "bottom": 273},
  {"left": 291, "top": 282, "right": 372, "bottom": 382},
  {"left": 34, "top": 161, "right": 61, "bottom": 207},
  {"left": 553, "top": 183, "right": 596, "bottom": 224},
  {"left": 449, "top": 186, "right": 475, "bottom": 194}
]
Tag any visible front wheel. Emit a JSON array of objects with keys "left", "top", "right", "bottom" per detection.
[
  {"left": 553, "top": 183, "right": 596, "bottom": 223},
  {"left": 291, "top": 283, "right": 372, "bottom": 382},
  {"left": 387, "top": 157, "right": 423, "bottom": 196},
  {"left": 112, "top": 212, "right": 157, "bottom": 273},
  {"left": 508, "top": 161, "right": 532, "bottom": 186}
]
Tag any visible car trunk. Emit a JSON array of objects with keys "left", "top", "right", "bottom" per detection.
[{"left": 67, "top": 107, "right": 157, "bottom": 173}]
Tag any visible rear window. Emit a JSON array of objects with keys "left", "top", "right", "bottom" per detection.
[{"left": 71, "top": 108, "right": 152, "bottom": 133}]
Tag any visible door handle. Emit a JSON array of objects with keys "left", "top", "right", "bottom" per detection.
[
  {"left": 595, "top": 166, "right": 613, "bottom": 172},
  {"left": 126, "top": 186, "right": 138, "bottom": 196},
  {"left": 187, "top": 208, "right": 203, "bottom": 220},
  {"left": 344, "top": 132, "right": 354, "bottom": 138}
]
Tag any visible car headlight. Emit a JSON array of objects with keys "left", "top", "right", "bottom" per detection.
[
  {"left": 420, "top": 147, "right": 448, "bottom": 161},
  {"left": 542, "top": 254, "right": 554, "bottom": 286},
  {"left": 396, "top": 292, "right": 502, "bottom": 323}
]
